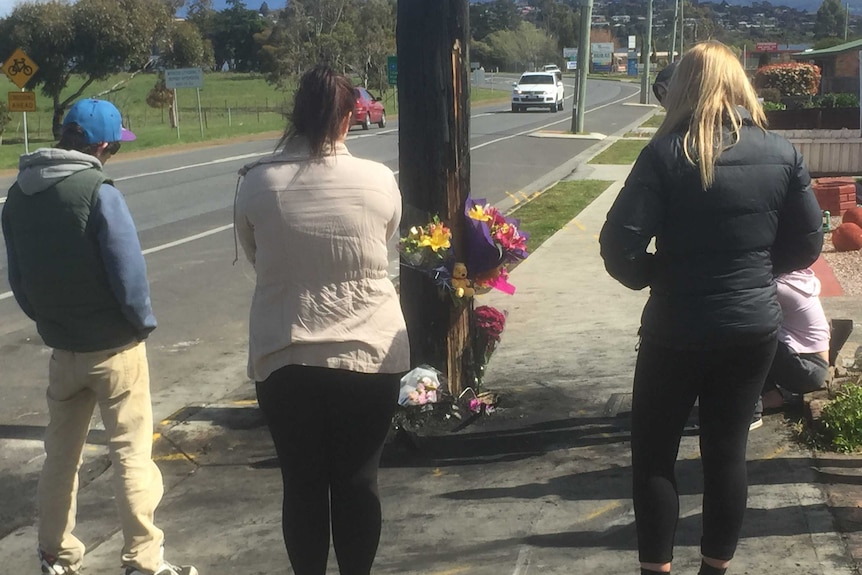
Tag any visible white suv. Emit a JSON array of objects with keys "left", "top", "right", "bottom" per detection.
[{"left": 511, "top": 71, "right": 565, "bottom": 113}]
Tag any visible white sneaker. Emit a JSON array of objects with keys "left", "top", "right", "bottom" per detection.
[
  {"left": 124, "top": 563, "right": 198, "bottom": 575},
  {"left": 38, "top": 549, "right": 79, "bottom": 575}
]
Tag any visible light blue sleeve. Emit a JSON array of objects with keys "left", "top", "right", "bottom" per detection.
[{"left": 91, "top": 183, "right": 157, "bottom": 338}]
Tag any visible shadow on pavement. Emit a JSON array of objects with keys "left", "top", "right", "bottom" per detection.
[
  {"left": 0, "top": 424, "right": 106, "bottom": 445},
  {"left": 382, "top": 414, "right": 636, "bottom": 468}
]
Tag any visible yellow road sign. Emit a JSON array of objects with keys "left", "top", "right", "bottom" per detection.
[
  {"left": 2, "top": 48, "right": 39, "bottom": 89},
  {"left": 8, "top": 91, "right": 36, "bottom": 112}
]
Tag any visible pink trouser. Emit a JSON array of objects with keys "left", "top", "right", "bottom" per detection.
[{"left": 38, "top": 341, "right": 165, "bottom": 573}]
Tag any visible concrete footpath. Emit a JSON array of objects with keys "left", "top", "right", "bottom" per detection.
[{"left": 4, "top": 130, "right": 862, "bottom": 575}]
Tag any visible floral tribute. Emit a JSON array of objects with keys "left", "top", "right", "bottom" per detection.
[
  {"left": 459, "top": 305, "right": 508, "bottom": 414},
  {"left": 398, "top": 216, "right": 455, "bottom": 292},
  {"left": 471, "top": 305, "right": 506, "bottom": 390},
  {"left": 464, "top": 198, "right": 529, "bottom": 294},
  {"left": 398, "top": 216, "right": 452, "bottom": 268},
  {"left": 398, "top": 365, "right": 448, "bottom": 407},
  {"left": 398, "top": 199, "right": 529, "bottom": 299}
]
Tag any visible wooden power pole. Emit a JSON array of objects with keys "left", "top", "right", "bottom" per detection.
[{"left": 397, "top": 0, "right": 471, "bottom": 397}]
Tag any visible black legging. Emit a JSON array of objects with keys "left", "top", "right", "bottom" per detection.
[
  {"left": 256, "top": 365, "right": 401, "bottom": 575},
  {"left": 631, "top": 338, "right": 777, "bottom": 564}
]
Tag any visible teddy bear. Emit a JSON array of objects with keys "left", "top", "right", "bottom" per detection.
[{"left": 451, "top": 262, "right": 475, "bottom": 298}]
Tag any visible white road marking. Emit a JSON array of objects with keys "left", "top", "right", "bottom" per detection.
[
  {"left": 0, "top": 225, "right": 236, "bottom": 302},
  {"left": 512, "top": 546, "right": 532, "bottom": 575},
  {"left": 141, "top": 224, "right": 234, "bottom": 255},
  {"left": 0, "top": 88, "right": 639, "bottom": 303},
  {"left": 471, "top": 90, "right": 638, "bottom": 152},
  {"left": 113, "top": 151, "right": 269, "bottom": 182}
]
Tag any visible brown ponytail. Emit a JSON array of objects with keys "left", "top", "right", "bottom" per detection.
[{"left": 277, "top": 65, "right": 355, "bottom": 158}]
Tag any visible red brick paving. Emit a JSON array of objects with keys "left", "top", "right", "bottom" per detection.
[{"left": 812, "top": 255, "right": 845, "bottom": 297}]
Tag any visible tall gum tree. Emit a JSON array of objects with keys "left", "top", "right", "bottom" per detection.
[
  {"left": 0, "top": 0, "right": 171, "bottom": 138},
  {"left": 815, "top": 0, "right": 847, "bottom": 38}
]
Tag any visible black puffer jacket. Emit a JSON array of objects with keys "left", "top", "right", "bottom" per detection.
[{"left": 599, "top": 110, "right": 823, "bottom": 350}]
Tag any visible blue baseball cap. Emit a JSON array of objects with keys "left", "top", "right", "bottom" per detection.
[{"left": 63, "top": 99, "right": 136, "bottom": 144}]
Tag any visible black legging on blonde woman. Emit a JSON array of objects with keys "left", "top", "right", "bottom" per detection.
[{"left": 631, "top": 339, "right": 777, "bottom": 563}]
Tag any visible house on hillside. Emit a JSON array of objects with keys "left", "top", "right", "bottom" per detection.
[{"left": 792, "top": 38, "right": 862, "bottom": 95}]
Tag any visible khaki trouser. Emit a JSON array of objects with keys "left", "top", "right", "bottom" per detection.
[{"left": 38, "top": 341, "right": 165, "bottom": 573}]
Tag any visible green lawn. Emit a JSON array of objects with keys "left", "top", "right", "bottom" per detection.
[
  {"left": 0, "top": 72, "right": 507, "bottom": 170},
  {"left": 510, "top": 179, "right": 612, "bottom": 253},
  {"left": 588, "top": 139, "right": 647, "bottom": 165},
  {"left": 640, "top": 113, "right": 666, "bottom": 128}
]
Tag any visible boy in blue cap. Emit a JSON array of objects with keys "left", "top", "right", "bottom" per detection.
[{"left": 1, "top": 99, "right": 197, "bottom": 575}]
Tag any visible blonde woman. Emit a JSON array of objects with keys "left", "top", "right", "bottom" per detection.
[{"left": 599, "top": 42, "right": 823, "bottom": 575}]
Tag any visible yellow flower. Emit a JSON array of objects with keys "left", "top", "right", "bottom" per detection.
[
  {"left": 467, "top": 204, "right": 491, "bottom": 222},
  {"left": 418, "top": 223, "right": 451, "bottom": 252}
]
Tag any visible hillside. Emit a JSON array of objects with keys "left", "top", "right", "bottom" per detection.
[{"left": 719, "top": 0, "right": 822, "bottom": 11}]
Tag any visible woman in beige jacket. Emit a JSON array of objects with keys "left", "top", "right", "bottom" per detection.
[{"left": 234, "top": 65, "right": 410, "bottom": 575}]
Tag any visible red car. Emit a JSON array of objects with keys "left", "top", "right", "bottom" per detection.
[{"left": 353, "top": 87, "right": 386, "bottom": 130}]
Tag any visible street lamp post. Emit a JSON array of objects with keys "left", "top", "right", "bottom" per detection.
[
  {"left": 670, "top": 0, "right": 679, "bottom": 62},
  {"left": 573, "top": 0, "right": 593, "bottom": 133},
  {"left": 640, "top": 0, "right": 654, "bottom": 104}
]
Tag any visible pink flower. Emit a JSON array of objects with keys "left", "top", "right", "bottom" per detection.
[{"left": 493, "top": 223, "right": 527, "bottom": 252}]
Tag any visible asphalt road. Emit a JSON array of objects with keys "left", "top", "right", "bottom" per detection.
[{"left": 0, "top": 78, "right": 650, "bottom": 538}]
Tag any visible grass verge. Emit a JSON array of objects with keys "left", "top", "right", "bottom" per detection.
[
  {"left": 0, "top": 73, "right": 507, "bottom": 170},
  {"left": 510, "top": 179, "right": 612, "bottom": 253},
  {"left": 588, "top": 139, "right": 646, "bottom": 165},
  {"left": 640, "top": 113, "right": 665, "bottom": 128}
]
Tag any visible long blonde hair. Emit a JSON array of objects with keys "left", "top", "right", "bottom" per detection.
[{"left": 656, "top": 41, "right": 766, "bottom": 189}]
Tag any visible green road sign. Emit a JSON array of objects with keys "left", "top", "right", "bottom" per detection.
[{"left": 387, "top": 55, "right": 397, "bottom": 86}]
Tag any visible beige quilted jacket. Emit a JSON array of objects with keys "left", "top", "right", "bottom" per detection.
[{"left": 234, "top": 137, "right": 410, "bottom": 381}]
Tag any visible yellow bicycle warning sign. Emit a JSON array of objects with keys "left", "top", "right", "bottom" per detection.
[{"left": 2, "top": 48, "right": 39, "bottom": 89}]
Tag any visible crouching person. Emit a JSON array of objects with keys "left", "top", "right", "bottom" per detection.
[{"left": 761, "top": 268, "right": 831, "bottom": 410}]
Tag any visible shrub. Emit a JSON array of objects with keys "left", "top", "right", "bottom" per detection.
[
  {"left": 146, "top": 77, "right": 173, "bottom": 109},
  {"left": 762, "top": 101, "right": 786, "bottom": 111},
  {"left": 758, "top": 87, "right": 783, "bottom": 103},
  {"left": 0, "top": 100, "right": 11, "bottom": 140},
  {"left": 821, "top": 383, "right": 862, "bottom": 452},
  {"left": 754, "top": 62, "right": 821, "bottom": 97},
  {"left": 815, "top": 92, "right": 860, "bottom": 108}
]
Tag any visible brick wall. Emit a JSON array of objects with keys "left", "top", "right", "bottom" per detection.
[
  {"left": 813, "top": 177, "right": 857, "bottom": 216},
  {"left": 835, "top": 52, "right": 860, "bottom": 77}
]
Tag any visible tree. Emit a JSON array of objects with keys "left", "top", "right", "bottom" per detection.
[
  {"left": 814, "top": 0, "right": 846, "bottom": 38},
  {"left": 257, "top": 0, "right": 379, "bottom": 86},
  {"left": 470, "top": 0, "right": 520, "bottom": 41},
  {"left": 162, "top": 21, "right": 215, "bottom": 69},
  {"left": 186, "top": 0, "right": 218, "bottom": 69},
  {"left": 813, "top": 36, "right": 847, "bottom": 49},
  {"left": 211, "top": 0, "right": 266, "bottom": 71},
  {"left": 161, "top": 0, "right": 186, "bottom": 15},
  {"left": 482, "top": 21, "right": 558, "bottom": 72},
  {"left": 352, "top": 0, "right": 396, "bottom": 91},
  {"left": 259, "top": 2, "right": 271, "bottom": 16},
  {"left": 0, "top": 0, "right": 172, "bottom": 138}
]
